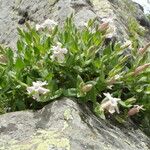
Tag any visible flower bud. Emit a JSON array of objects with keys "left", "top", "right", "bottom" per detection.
[
  {"left": 138, "top": 48, "right": 144, "bottom": 54},
  {"left": 99, "top": 22, "right": 109, "bottom": 31},
  {"left": 81, "top": 84, "right": 93, "bottom": 93},
  {"left": 128, "top": 105, "right": 144, "bottom": 116},
  {"left": 0, "top": 54, "right": 7, "bottom": 63},
  {"left": 133, "top": 63, "right": 150, "bottom": 76},
  {"left": 107, "top": 78, "right": 116, "bottom": 85},
  {"left": 138, "top": 42, "right": 150, "bottom": 55},
  {"left": 106, "top": 75, "right": 121, "bottom": 85},
  {"left": 120, "top": 40, "right": 132, "bottom": 49}
]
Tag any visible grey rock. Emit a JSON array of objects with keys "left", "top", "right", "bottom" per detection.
[
  {"left": 0, "top": 0, "right": 150, "bottom": 49},
  {"left": 0, "top": 98, "right": 150, "bottom": 150}
]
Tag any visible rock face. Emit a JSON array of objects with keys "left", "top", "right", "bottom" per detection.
[
  {"left": 0, "top": 98, "right": 150, "bottom": 150},
  {"left": 0, "top": 0, "right": 150, "bottom": 48},
  {"left": 0, "top": 0, "right": 150, "bottom": 149}
]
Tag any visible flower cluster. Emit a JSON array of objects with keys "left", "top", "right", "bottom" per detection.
[
  {"left": 101, "top": 93, "right": 120, "bottom": 114},
  {"left": 27, "top": 81, "right": 49, "bottom": 100},
  {"left": 50, "top": 42, "right": 68, "bottom": 63},
  {"left": 36, "top": 19, "right": 58, "bottom": 31}
]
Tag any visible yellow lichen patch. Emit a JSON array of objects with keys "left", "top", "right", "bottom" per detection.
[
  {"left": 63, "top": 108, "right": 73, "bottom": 121},
  {"left": 91, "top": 0, "right": 113, "bottom": 12},
  {"left": 0, "top": 129, "right": 70, "bottom": 150}
]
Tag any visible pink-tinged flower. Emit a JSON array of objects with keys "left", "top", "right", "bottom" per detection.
[
  {"left": 27, "top": 81, "right": 50, "bottom": 100},
  {"left": 35, "top": 19, "right": 58, "bottom": 31},
  {"left": 138, "top": 48, "right": 145, "bottom": 54},
  {"left": 133, "top": 63, "right": 150, "bottom": 76},
  {"left": 138, "top": 42, "right": 150, "bottom": 55},
  {"left": 101, "top": 17, "right": 116, "bottom": 38},
  {"left": 128, "top": 105, "right": 144, "bottom": 116},
  {"left": 50, "top": 42, "right": 68, "bottom": 63},
  {"left": 99, "top": 22, "right": 109, "bottom": 31},
  {"left": 101, "top": 93, "right": 121, "bottom": 114}
]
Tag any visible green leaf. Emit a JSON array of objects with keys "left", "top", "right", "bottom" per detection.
[
  {"left": 76, "top": 75, "right": 85, "bottom": 97},
  {"left": 119, "top": 100, "right": 132, "bottom": 108},
  {"left": 125, "top": 97, "right": 136, "bottom": 105},
  {"left": 115, "top": 116, "right": 126, "bottom": 124},
  {"left": 50, "top": 89, "right": 63, "bottom": 100},
  {"left": 63, "top": 88, "right": 77, "bottom": 97},
  {"left": 94, "top": 102, "right": 106, "bottom": 119},
  {"left": 15, "top": 57, "right": 25, "bottom": 70}
]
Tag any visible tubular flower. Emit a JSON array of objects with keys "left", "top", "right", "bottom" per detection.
[
  {"left": 50, "top": 42, "right": 68, "bottom": 63},
  {"left": 81, "top": 84, "right": 93, "bottom": 93},
  {"left": 101, "top": 17, "right": 116, "bottom": 38},
  {"left": 27, "top": 81, "right": 50, "bottom": 100},
  {"left": 101, "top": 93, "right": 121, "bottom": 114},
  {"left": 99, "top": 22, "right": 109, "bottom": 31},
  {"left": 133, "top": 63, "right": 150, "bottom": 76},
  {"left": 128, "top": 105, "right": 144, "bottom": 116},
  {"left": 138, "top": 42, "right": 150, "bottom": 55},
  {"left": 36, "top": 19, "right": 58, "bottom": 31}
]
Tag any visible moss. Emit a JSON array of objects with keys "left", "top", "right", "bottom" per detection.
[
  {"left": 123, "top": 0, "right": 136, "bottom": 13},
  {"left": 128, "top": 17, "right": 146, "bottom": 37},
  {"left": 127, "top": 17, "right": 146, "bottom": 49}
]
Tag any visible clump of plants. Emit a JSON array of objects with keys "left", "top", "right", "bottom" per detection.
[{"left": 0, "top": 16, "right": 150, "bottom": 131}]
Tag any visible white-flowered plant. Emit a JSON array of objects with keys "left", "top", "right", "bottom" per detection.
[
  {"left": 27, "top": 81, "right": 50, "bottom": 100},
  {"left": 1, "top": 16, "right": 150, "bottom": 135},
  {"left": 101, "top": 93, "right": 121, "bottom": 114},
  {"left": 50, "top": 42, "right": 68, "bottom": 63},
  {"left": 36, "top": 19, "right": 58, "bottom": 31}
]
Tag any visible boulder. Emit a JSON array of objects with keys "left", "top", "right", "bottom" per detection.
[{"left": 0, "top": 98, "right": 150, "bottom": 150}]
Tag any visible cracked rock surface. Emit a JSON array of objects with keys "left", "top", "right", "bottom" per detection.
[
  {"left": 0, "top": 0, "right": 150, "bottom": 48},
  {"left": 0, "top": 98, "right": 150, "bottom": 150}
]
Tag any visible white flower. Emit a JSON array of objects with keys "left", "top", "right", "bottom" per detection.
[
  {"left": 101, "top": 93, "right": 120, "bottom": 114},
  {"left": 35, "top": 19, "right": 58, "bottom": 31},
  {"left": 27, "top": 81, "right": 50, "bottom": 100},
  {"left": 101, "top": 17, "right": 114, "bottom": 24},
  {"left": 42, "top": 19, "right": 58, "bottom": 28},
  {"left": 50, "top": 42, "right": 68, "bottom": 63}
]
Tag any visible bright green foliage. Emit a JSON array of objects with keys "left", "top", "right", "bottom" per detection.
[{"left": 0, "top": 16, "right": 150, "bottom": 133}]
